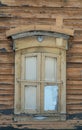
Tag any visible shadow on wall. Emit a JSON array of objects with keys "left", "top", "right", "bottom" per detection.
[
  {"left": 0, "top": 127, "right": 36, "bottom": 130},
  {"left": 0, "top": 126, "right": 82, "bottom": 130},
  {"left": 0, "top": 127, "right": 56, "bottom": 130}
]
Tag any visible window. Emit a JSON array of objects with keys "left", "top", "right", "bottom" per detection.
[
  {"left": 21, "top": 53, "right": 60, "bottom": 114},
  {"left": 14, "top": 35, "right": 67, "bottom": 120}
]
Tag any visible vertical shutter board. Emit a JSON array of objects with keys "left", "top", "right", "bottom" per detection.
[
  {"left": 21, "top": 53, "right": 41, "bottom": 113},
  {"left": 45, "top": 57, "right": 57, "bottom": 81},
  {"left": 15, "top": 51, "right": 21, "bottom": 113},
  {"left": 24, "top": 86, "right": 37, "bottom": 110},
  {"left": 25, "top": 56, "right": 37, "bottom": 80},
  {"left": 41, "top": 53, "right": 59, "bottom": 112},
  {"left": 44, "top": 56, "right": 58, "bottom": 111},
  {"left": 61, "top": 50, "right": 66, "bottom": 113}
]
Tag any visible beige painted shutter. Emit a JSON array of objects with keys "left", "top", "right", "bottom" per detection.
[
  {"left": 21, "top": 53, "right": 40, "bottom": 113},
  {"left": 24, "top": 56, "right": 37, "bottom": 110},
  {"left": 45, "top": 57, "right": 57, "bottom": 81},
  {"left": 24, "top": 86, "right": 37, "bottom": 110},
  {"left": 42, "top": 54, "right": 58, "bottom": 111},
  {"left": 25, "top": 57, "right": 37, "bottom": 80}
]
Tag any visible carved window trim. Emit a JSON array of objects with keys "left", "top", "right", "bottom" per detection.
[{"left": 11, "top": 31, "right": 69, "bottom": 121}]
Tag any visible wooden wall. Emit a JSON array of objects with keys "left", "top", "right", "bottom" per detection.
[{"left": 0, "top": 0, "right": 82, "bottom": 116}]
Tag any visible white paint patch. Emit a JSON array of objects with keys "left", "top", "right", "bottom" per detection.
[{"left": 44, "top": 85, "right": 58, "bottom": 111}]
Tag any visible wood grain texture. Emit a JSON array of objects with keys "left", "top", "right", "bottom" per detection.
[
  {"left": 1, "top": 0, "right": 82, "bottom": 7},
  {"left": 0, "top": 0, "right": 82, "bottom": 122}
]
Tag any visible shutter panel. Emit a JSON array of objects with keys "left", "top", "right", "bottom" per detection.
[
  {"left": 45, "top": 57, "right": 57, "bottom": 81},
  {"left": 25, "top": 56, "right": 37, "bottom": 80},
  {"left": 25, "top": 86, "right": 37, "bottom": 110}
]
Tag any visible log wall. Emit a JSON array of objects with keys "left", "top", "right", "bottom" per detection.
[{"left": 0, "top": 0, "right": 82, "bottom": 128}]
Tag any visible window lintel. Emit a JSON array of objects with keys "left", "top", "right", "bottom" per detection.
[{"left": 11, "top": 31, "right": 70, "bottom": 40}]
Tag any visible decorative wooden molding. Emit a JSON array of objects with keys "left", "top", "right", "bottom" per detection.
[
  {"left": 14, "top": 36, "right": 68, "bottom": 51},
  {"left": 6, "top": 25, "right": 74, "bottom": 37},
  {"left": 12, "top": 31, "right": 69, "bottom": 40},
  {"left": 6, "top": 16, "right": 74, "bottom": 38}
]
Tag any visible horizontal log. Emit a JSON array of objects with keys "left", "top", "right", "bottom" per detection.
[
  {"left": 0, "top": 7, "right": 82, "bottom": 20},
  {"left": 64, "top": 19, "right": 82, "bottom": 30},
  {"left": 0, "top": 33, "right": 7, "bottom": 40},
  {"left": 67, "top": 109, "right": 82, "bottom": 114},
  {"left": 69, "top": 42, "right": 82, "bottom": 48},
  {"left": 67, "top": 68, "right": 82, "bottom": 78},
  {"left": 67, "top": 48, "right": 82, "bottom": 54},
  {"left": 0, "top": 85, "right": 14, "bottom": 90},
  {"left": 0, "top": 90, "right": 14, "bottom": 94},
  {"left": 67, "top": 80, "right": 82, "bottom": 86},
  {"left": 0, "top": 53, "right": 14, "bottom": 63},
  {"left": 9, "top": 18, "right": 56, "bottom": 27},
  {"left": 1, "top": 0, "right": 82, "bottom": 7},
  {"left": 0, "top": 100, "right": 13, "bottom": 104},
  {"left": 67, "top": 85, "right": 82, "bottom": 90},
  {"left": 67, "top": 56, "right": 82, "bottom": 63},
  {"left": 0, "top": 105, "right": 13, "bottom": 110},
  {"left": 67, "top": 68, "right": 82, "bottom": 80},
  {"left": 67, "top": 89, "right": 82, "bottom": 94},
  {"left": 0, "top": 96, "right": 13, "bottom": 100},
  {"left": 6, "top": 24, "right": 74, "bottom": 37},
  {"left": 0, "top": 100, "right": 14, "bottom": 106},
  {"left": 67, "top": 99, "right": 82, "bottom": 105},
  {"left": 0, "top": 84, "right": 14, "bottom": 90},
  {"left": 67, "top": 105, "right": 82, "bottom": 110},
  {"left": 0, "top": 64, "right": 14, "bottom": 74},
  {"left": 0, "top": 43, "right": 13, "bottom": 52},
  {"left": 0, "top": 75, "right": 14, "bottom": 84},
  {"left": 67, "top": 95, "right": 82, "bottom": 100},
  {"left": 67, "top": 63, "right": 82, "bottom": 68}
]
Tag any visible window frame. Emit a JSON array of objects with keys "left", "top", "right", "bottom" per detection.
[
  {"left": 20, "top": 52, "right": 61, "bottom": 114},
  {"left": 41, "top": 53, "right": 61, "bottom": 114},
  {"left": 21, "top": 53, "right": 41, "bottom": 114},
  {"left": 14, "top": 36, "right": 66, "bottom": 120}
]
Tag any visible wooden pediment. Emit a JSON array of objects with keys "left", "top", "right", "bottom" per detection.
[{"left": 6, "top": 16, "right": 74, "bottom": 38}]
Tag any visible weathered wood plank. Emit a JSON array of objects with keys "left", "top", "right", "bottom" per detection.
[
  {"left": 1, "top": 0, "right": 82, "bottom": 7},
  {"left": 67, "top": 80, "right": 82, "bottom": 85},
  {"left": 0, "top": 105, "right": 13, "bottom": 109},
  {"left": 0, "top": 90, "right": 14, "bottom": 94},
  {"left": 67, "top": 56, "right": 82, "bottom": 63},
  {"left": 67, "top": 85, "right": 82, "bottom": 90},
  {"left": 0, "top": 75, "right": 14, "bottom": 84},
  {"left": 0, "top": 53, "right": 14, "bottom": 64},
  {"left": 0, "top": 64, "right": 14, "bottom": 74},
  {"left": 67, "top": 89, "right": 82, "bottom": 94},
  {"left": 67, "top": 68, "right": 82, "bottom": 79},
  {"left": 67, "top": 99, "right": 82, "bottom": 105},
  {"left": 0, "top": 43, "right": 13, "bottom": 52},
  {"left": 67, "top": 63, "right": 82, "bottom": 68},
  {"left": 67, "top": 105, "right": 82, "bottom": 110},
  {"left": 0, "top": 7, "right": 82, "bottom": 20},
  {"left": 67, "top": 95, "right": 82, "bottom": 100},
  {"left": 67, "top": 109, "right": 82, "bottom": 114},
  {"left": 6, "top": 24, "right": 74, "bottom": 37},
  {"left": 0, "top": 0, "right": 82, "bottom": 117},
  {"left": 0, "top": 84, "right": 14, "bottom": 89},
  {"left": 0, "top": 96, "right": 14, "bottom": 100},
  {"left": 67, "top": 47, "right": 82, "bottom": 54}
]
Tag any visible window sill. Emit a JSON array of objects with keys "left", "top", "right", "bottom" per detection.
[{"left": 14, "top": 114, "right": 66, "bottom": 122}]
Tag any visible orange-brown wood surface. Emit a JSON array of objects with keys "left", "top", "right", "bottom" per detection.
[{"left": 0, "top": 0, "right": 82, "bottom": 129}]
